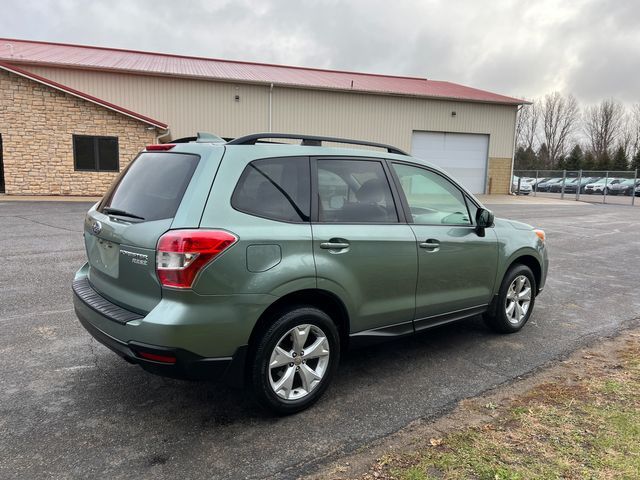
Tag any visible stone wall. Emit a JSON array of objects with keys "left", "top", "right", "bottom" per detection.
[
  {"left": 487, "top": 157, "right": 513, "bottom": 194},
  {"left": 0, "top": 69, "right": 157, "bottom": 195}
]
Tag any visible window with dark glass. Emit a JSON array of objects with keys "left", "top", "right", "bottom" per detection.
[
  {"left": 99, "top": 152, "right": 200, "bottom": 222},
  {"left": 73, "top": 135, "right": 119, "bottom": 172},
  {"left": 231, "top": 157, "right": 311, "bottom": 222},
  {"left": 317, "top": 159, "right": 398, "bottom": 223}
]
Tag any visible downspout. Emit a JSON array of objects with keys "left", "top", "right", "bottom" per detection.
[
  {"left": 509, "top": 105, "right": 523, "bottom": 195},
  {"left": 268, "top": 83, "right": 274, "bottom": 133},
  {"left": 156, "top": 128, "right": 171, "bottom": 144}
]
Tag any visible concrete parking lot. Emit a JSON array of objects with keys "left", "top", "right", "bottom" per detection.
[{"left": 1, "top": 198, "right": 640, "bottom": 480}]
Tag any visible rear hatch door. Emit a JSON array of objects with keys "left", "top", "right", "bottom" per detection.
[{"left": 83, "top": 147, "right": 221, "bottom": 313}]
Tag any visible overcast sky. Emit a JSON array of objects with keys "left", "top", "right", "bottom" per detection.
[{"left": 3, "top": 0, "right": 639, "bottom": 106}]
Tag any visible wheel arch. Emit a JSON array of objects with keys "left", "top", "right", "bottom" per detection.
[
  {"left": 508, "top": 254, "right": 542, "bottom": 294},
  {"left": 247, "top": 289, "right": 351, "bottom": 354}
]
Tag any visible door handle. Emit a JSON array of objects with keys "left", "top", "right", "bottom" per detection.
[
  {"left": 320, "top": 240, "right": 350, "bottom": 250},
  {"left": 419, "top": 239, "right": 440, "bottom": 251}
]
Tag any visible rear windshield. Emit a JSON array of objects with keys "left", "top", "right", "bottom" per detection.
[{"left": 99, "top": 152, "right": 200, "bottom": 221}]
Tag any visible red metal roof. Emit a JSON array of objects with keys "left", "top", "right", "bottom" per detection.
[
  {"left": 0, "top": 38, "right": 526, "bottom": 105},
  {"left": 0, "top": 61, "right": 168, "bottom": 129}
]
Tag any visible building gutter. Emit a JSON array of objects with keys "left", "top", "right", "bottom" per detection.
[{"left": 509, "top": 104, "right": 524, "bottom": 195}]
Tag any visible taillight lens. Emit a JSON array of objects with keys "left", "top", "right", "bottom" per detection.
[
  {"left": 146, "top": 144, "right": 176, "bottom": 151},
  {"left": 534, "top": 229, "right": 546, "bottom": 242},
  {"left": 156, "top": 230, "right": 238, "bottom": 288}
]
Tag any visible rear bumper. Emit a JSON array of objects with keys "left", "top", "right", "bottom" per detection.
[
  {"left": 75, "top": 310, "right": 246, "bottom": 381},
  {"left": 72, "top": 272, "right": 251, "bottom": 384}
]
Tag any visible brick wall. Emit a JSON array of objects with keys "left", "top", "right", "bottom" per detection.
[
  {"left": 0, "top": 69, "right": 157, "bottom": 195},
  {"left": 487, "top": 157, "right": 512, "bottom": 194}
]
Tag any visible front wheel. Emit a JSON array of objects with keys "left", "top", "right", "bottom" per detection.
[
  {"left": 249, "top": 306, "right": 340, "bottom": 415},
  {"left": 484, "top": 264, "right": 536, "bottom": 333}
]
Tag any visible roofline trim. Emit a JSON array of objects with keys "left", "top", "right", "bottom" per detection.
[
  {"left": 0, "top": 37, "right": 528, "bottom": 105},
  {"left": 0, "top": 36, "right": 430, "bottom": 82},
  {"left": 6, "top": 59, "right": 529, "bottom": 106},
  {"left": 0, "top": 61, "right": 169, "bottom": 129}
]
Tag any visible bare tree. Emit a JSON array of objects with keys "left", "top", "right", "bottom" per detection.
[
  {"left": 540, "top": 92, "right": 579, "bottom": 166},
  {"left": 515, "top": 99, "right": 540, "bottom": 151},
  {"left": 583, "top": 98, "right": 626, "bottom": 162},
  {"left": 618, "top": 113, "right": 634, "bottom": 159},
  {"left": 630, "top": 103, "right": 640, "bottom": 156}
]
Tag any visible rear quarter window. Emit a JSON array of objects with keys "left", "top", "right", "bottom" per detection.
[
  {"left": 99, "top": 152, "right": 200, "bottom": 221},
  {"left": 231, "top": 157, "right": 310, "bottom": 222}
]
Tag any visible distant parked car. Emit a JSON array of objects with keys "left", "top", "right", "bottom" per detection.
[
  {"left": 549, "top": 177, "right": 581, "bottom": 193},
  {"left": 512, "top": 176, "right": 532, "bottom": 195},
  {"left": 608, "top": 179, "right": 640, "bottom": 195},
  {"left": 584, "top": 178, "right": 623, "bottom": 194},
  {"left": 563, "top": 177, "right": 602, "bottom": 194},
  {"left": 524, "top": 177, "right": 550, "bottom": 189},
  {"left": 536, "top": 178, "right": 563, "bottom": 192}
]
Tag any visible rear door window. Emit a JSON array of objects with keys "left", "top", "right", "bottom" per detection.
[
  {"left": 316, "top": 159, "right": 398, "bottom": 223},
  {"left": 99, "top": 152, "right": 200, "bottom": 221},
  {"left": 231, "top": 157, "right": 311, "bottom": 222}
]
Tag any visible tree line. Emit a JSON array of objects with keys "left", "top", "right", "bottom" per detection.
[{"left": 514, "top": 93, "right": 640, "bottom": 172}]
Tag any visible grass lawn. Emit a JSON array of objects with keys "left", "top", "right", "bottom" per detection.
[{"left": 348, "top": 333, "right": 640, "bottom": 480}]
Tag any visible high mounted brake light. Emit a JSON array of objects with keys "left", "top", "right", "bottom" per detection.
[
  {"left": 146, "top": 144, "right": 176, "bottom": 151},
  {"left": 156, "top": 230, "right": 238, "bottom": 289}
]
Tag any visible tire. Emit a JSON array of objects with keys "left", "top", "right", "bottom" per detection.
[
  {"left": 249, "top": 306, "right": 340, "bottom": 415},
  {"left": 484, "top": 264, "right": 536, "bottom": 334}
]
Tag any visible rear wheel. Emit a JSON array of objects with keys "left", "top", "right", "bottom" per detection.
[
  {"left": 249, "top": 306, "right": 340, "bottom": 415},
  {"left": 484, "top": 264, "right": 536, "bottom": 333}
]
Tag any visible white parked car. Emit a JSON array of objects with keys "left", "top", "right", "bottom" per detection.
[
  {"left": 584, "top": 178, "right": 623, "bottom": 194},
  {"left": 512, "top": 176, "right": 532, "bottom": 195}
]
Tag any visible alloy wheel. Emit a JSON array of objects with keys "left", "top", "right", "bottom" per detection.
[
  {"left": 268, "top": 324, "right": 330, "bottom": 400},
  {"left": 505, "top": 275, "right": 532, "bottom": 324}
]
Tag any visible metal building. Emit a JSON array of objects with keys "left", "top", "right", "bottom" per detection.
[{"left": 0, "top": 38, "right": 525, "bottom": 196}]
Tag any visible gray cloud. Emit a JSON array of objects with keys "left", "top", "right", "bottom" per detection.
[{"left": 3, "top": 0, "right": 639, "bottom": 106}]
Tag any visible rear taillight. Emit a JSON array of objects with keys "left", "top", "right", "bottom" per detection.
[
  {"left": 137, "top": 351, "right": 177, "bottom": 364},
  {"left": 156, "top": 230, "right": 238, "bottom": 289},
  {"left": 146, "top": 144, "right": 176, "bottom": 151}
]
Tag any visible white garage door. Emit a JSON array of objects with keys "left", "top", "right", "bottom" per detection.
[{"left": 411, "top": 131, "right": 489, "bottom": 194}]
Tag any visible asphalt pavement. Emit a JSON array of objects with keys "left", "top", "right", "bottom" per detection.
[{"left": 1, "top": 198, "right": 639, "bottom": 480}]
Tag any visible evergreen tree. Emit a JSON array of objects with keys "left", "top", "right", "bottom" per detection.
[
  {"left": 556, "top": 156, "right": 567, "bottom": 170},
  {"left": 599, "top": 151, "right": 611, "bottom": 171},
  {"left": 631, "top": 150, "right": 640, "bottom": 173},
  {"left": 514, "top": 147, "right": 527, "bottom": 169},
  {"left": 612, "top": 146, "right": 629, "bottom": 171},
  {"left": 583, "top": 151, "right": 596, "bottom": 171},
  {"left": 514, "top": 146, "right": 539, "bottom": 170},
  {"left": 537, "top": 143, "right": 550, "bottom": 169},
  {"left": 565, "top": 145, "right": 584, "bottom": 170}
]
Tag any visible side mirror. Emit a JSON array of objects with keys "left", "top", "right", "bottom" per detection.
[{"left": 476, "top": 208, "right": 495, "bottom": 229}]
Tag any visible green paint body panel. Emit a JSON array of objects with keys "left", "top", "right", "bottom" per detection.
[{"left": 74, "top": 141, "right": 549, "bottom": 372}]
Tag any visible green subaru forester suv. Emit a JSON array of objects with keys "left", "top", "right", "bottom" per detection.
[{"left": 73, "top": 133, "right": 548, "bottom": 414}]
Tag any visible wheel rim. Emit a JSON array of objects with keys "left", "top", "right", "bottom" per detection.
[
  {"left": 268, "top": 324, "right": 330, "bottom": 400},
  {"left": 505, "top": 275, "right": 532, "bottom": 324}
]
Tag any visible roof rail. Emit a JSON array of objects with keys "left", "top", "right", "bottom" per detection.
[{"left": 226, "top": 133, "right": 408, "bottom": 155}]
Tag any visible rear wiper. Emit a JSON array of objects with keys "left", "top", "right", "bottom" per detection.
[{"left": 102, "top": 207, "right": 145, "bottom": 220}]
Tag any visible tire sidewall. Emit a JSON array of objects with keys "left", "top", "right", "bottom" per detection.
[
  {"left": 496, "top": 264, "right": 536, "bottom": 333},
  {"left": 251, "top": 307, "right": 340, "bottom": 415}
]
